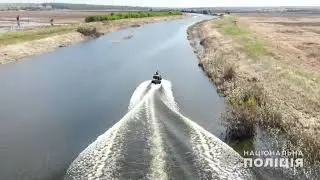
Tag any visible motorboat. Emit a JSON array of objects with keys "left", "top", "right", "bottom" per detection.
[{"left": 151, "top": 71, "right": 162, "bottom": 84}]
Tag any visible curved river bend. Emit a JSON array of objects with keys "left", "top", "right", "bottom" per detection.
[
  {"left": 1, "top": 15, "right": 317, "bottom": 180},
  {"left": 0, "top": 16, "right": 231, "bottom": 180}
]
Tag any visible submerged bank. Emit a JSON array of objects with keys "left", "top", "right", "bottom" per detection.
[
  {"left": 187, "top": 15, "right": 320, "bottom": 174},
  {"left": 0, "top": 15, "right": 185, "bottom": 65}
]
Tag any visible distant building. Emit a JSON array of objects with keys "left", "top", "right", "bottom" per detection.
[
  {"left": 43, "top": 4, "right": 52, "bottom": 10},
  {"left": 0, "top": 3, "right": 52, "bottom": 11}
]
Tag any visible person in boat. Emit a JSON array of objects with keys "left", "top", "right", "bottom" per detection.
[
  {"left": 16, "top": 15, "right": 20, "bottom": 28},
  {"left": 152, "top": 71, "right": 162, "bottom": 84},
  {"left": 153, "top": 71, "right": 161, "bottom": 79},
  {"left": 50, "top": 18, "right": 54, "bottom": 26}
]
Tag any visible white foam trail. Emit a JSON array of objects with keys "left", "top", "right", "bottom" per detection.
[
  {"left": 66, "top": 88, "right": 153, "bottom": 180},
  {"left": 147, "top": 87, "right": 168, "bottom": 180},
  {"left": 66, "top": 80, "right": 253, "bottom": 180},
  {"left": 155, "top": 80, "right": 252, "bottom": 179},
  {"left": 128, "top": 80, "right": 151, "bottom": 109},
  {"left": 160, "top": 80, "right": 179, "bottom": 111},
  {"left": 163, "top": 105, "right": 251, "bottom": 179}
]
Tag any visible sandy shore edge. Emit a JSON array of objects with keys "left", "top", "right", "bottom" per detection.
[{"left": 0, "top": 15, "right": 185, "bottom": 64}]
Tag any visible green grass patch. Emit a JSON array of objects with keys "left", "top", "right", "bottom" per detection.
[
  {"left": 215, "top": 16, "right": 248, "bottom": 36},
  {"left": 0, "top": 25, "right": 76, "bottom": 45},
  {"left": 85, "top": 11, "right": 182, "bottom": 22},
  {"left": 223, "top": 25, "right": 248, "bottom": 36},
  {"left": 243, "top": 39, "right": 269, "bottom": 57},
  {"left": 215, "top": 16, "right": 269, "bottom": 58}
]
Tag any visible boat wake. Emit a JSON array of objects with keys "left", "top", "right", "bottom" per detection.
[{"left": 65, "top": 80, "right": 254, "bottom": 180}]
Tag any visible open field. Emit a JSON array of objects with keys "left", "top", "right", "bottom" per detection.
[
  {"left": 0, "top": 11, "right": 183, "bottom": 45},
  {"left": 188, "top": 14, "right": 320, "bottom": 160},
  {"left": 84, "top": 11, "right": 182, "bottom": 22},
  {"left": 0, "top": 10, "right": 115, "bottom": 32},
  {"left": 0, "top": 10, "right": 114, "bottom": 24},
  {"left": 238, "top": 15, "right": 320, "bottom": 71},
  {"left": 0, "top": 12, "right": 185, "bottom": 64},
  {"left": 0, "top": 12, "right": 182, "bottom": 46}
]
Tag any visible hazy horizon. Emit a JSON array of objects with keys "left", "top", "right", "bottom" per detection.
[{"left": 1, "top": 0, "right": 320, "bottom": 8}]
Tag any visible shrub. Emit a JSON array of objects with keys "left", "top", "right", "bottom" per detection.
[
  {"left": 84, "top": 11, "right": 182, "bottom": 23},
  {"left": 260, "top": 105, "right": 282, "bottom": 129},
  {"left": 242, "top": 84, "right": 265, "bottom": 107},
  {"left": 223, "top": 25, "right": 248, "bottom": 36},
  {"left": 76, "top": 26, "right": 103, "bottom": 38},
  {"left": 223, "top": 65, "right": 235, "bottom": 81},
  {"left": 223, "top": 106, "right": 256, "bottom": 142},
  {"left": 243, "top": 39, "right": 269, "bottom": 57}
]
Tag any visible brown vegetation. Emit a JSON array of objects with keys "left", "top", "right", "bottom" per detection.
[
  {"left": 188, "top": 15, "right": 320, "bottom": 161},
  {"left": 76, "top": 26, "right": 104, "bottom": 38}
]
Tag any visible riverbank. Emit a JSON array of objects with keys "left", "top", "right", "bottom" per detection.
[
  {"left": 0, "top": 15, "right": 185, "bottom": 64},
  {"left": 188, "top": 15, "right": 320, "bottom": 160}
]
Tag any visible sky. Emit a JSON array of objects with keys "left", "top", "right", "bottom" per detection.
[{"left": 1, "top": 0, "right": 320, "bottom": 7}]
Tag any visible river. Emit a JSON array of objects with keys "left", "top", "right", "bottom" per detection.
[
  {"left": 0, "top": 15, "right": 317, "bottom": 180},
  {"left": 0, "top": 15, "right": 230, "bottom": 180}
]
